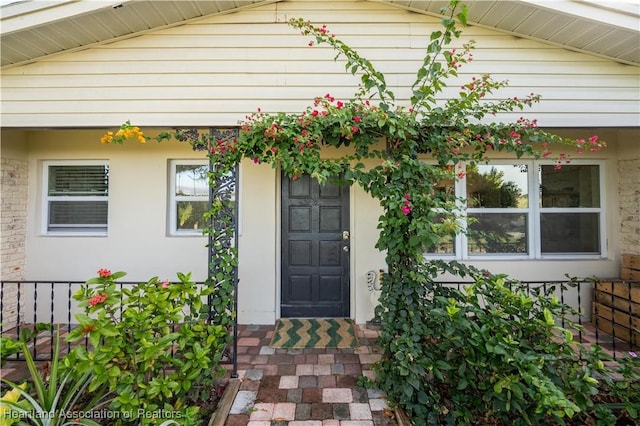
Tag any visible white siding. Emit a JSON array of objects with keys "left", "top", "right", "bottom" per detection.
[{"left": 1, "top": 0, "right": 638, "bottom": 127}]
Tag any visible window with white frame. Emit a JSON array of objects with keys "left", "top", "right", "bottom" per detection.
[
  {"left": 43, "top": 161, "right": 109, "bottom": 234},
  {"left": 466, "top": 163, "right": 530, "bottom": 256},
  {"left": 425, "top": 160, "right": 605, "bottom": 259},
  {"left": 538, "top": 164, "right": 602, "bottom": 255},
  {"left": 169, "top": 160, "right": 209, "bottom": 235}
]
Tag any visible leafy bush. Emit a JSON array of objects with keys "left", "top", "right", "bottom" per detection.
[
  {"left": 374, "top": 261, "right": 639, "bottom": 425},
  {"left": 65, "top": 270, "right": 231, "bottom": 425},
  {"left": 1, "top": 323, "right": 52, "bottom": 367}
]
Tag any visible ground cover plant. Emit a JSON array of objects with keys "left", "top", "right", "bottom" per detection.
[{"left": 93, "top": 0, "right": 637, "bottom": 424}]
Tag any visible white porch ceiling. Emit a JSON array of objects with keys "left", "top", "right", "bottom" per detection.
[
  {"left": 382, "top": 0, "right": 639, "bottom": 66},
  {"left": 1, "top": 0, "right": 639, "bottom": 68},
  {"left": 0, "top": 0, "right": 279, "bottom": 67}
]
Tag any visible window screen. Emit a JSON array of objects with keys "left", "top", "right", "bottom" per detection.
[{"left": 45, "top": 164, "right": 109, "bottom": 233}]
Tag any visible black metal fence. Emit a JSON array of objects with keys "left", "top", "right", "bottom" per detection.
[
  {"left": 0, "top": 280, "right": 237, "bottom": 372},
  {"left": 1, "top": 279, "right": 637, "bottom": 363}
]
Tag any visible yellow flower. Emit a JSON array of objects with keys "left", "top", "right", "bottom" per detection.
[
  {"left": 100, "top": 131, "right": 114, "bottom": 144},
  {"left": 101, "top": 123, "right": 147, "bottom": 144},
  {"left": 0, "top": 383, "right": 26, "bottom": 425}
]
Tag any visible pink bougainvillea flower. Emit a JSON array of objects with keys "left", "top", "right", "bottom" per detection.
[
  {"left": 252, "top": 157, "right": 259, "bottom": 164},
  {"left": 401, "top": 205, "right": 411, "bottom": 216},
  {"left": 97, "top": 268, "right": 111, "bottom": 278},
  {"left": 160, "top": 280, "right": 169, "bottom": 288},
  {"left": 352, "top": 125, "right": 359, "bottom": 133}
]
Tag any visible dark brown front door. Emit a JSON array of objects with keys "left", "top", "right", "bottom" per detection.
[{"left": 281, "top": 173, "right": 350, "bottom": 317}]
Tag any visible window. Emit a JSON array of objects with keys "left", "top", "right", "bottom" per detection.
[
  {"left": 425, "top": 161, "right": 605, "bottom": 259},
  {"left": 169, "top": 160, "right": 209, "bottom": 235},
  {"left": 466, "top": 164, "right": 529, "bottom": 256},
  {"left": 43, "top": 161, "right": 109, "bottom": 234},
  {"left": 539, "top": 164, "right": 601, "bottom": 254}
]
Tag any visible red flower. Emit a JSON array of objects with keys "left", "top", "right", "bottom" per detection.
[
  {"left": 311, "top": 110, "right": 319, "bottom": 117},
  {"left": 97, "top": 268, "right": 111, "bottom": 278},
  {"left": 81, "top": 324, "right": 96, "bottom": 334},
  {"left": 401, "top": 205, "right": 411, "bottom": 216},
  {"left": 352, "top": 125, "right": 359, "bottom": 133},
  {"left": 88, "top": 292, "right": 108, "bottom": 307},
  {"left": 337, "top": 101, "right": 344, "bottom": 109},
  {"left": 353, "top": 116, "right": 362, "bottom": 123}
]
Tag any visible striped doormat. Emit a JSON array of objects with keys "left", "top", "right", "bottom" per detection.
[{"left": 269, "top": 318, "right": 358, "bottom": 349}]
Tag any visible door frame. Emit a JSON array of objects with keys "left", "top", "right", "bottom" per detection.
[{"left": 276, "top": 171, "right": 354, "bottom": 319}]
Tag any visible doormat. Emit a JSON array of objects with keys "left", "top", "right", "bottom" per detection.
[{"left": 269, "top": 318, "right": 358, "bottom": 349}]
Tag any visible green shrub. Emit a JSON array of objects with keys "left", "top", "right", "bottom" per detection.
[
  {"left": 65, "top": 270, "right": 231, "bottom": 425},
  {"left": 374, "top": 261, "right": 639, "bottom": 425}
]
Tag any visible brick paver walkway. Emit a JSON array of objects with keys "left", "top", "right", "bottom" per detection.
[{"left": 225, "top": 324, "right": 396, "bottom": 426}]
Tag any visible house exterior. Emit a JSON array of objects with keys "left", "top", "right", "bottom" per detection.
[{"left": 1, "top": 0, "right": 639, "bottom": 326}]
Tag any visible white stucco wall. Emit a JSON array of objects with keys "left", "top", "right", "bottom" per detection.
[
  {"left": 11, "top": 128, "right": 627, "bottom": 324},
  {"left": 24, "top": 131, "right": 210, "bottom": 282}
]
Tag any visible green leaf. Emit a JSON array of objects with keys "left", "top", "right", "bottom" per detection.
[
  {"left": 457, "top": 5, "right": 469, "bottom": 26},
  {"left": 543, "top": 308, "right": 554, "bottom": 326}
]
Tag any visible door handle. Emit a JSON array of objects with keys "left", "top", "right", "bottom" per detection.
[
  {"left": 343, "top": 245, "right": 349, "bottom": 253},
  {"left": 342, "top": 230, "right": 350, "bottom": 241}
]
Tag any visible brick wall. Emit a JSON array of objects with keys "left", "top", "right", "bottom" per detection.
[
  {"left": 1, "top": 157, "right": 28, "bottom": 331},
  {"left": 619, "top": 158, "right": 640, "bottom": 257}
]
